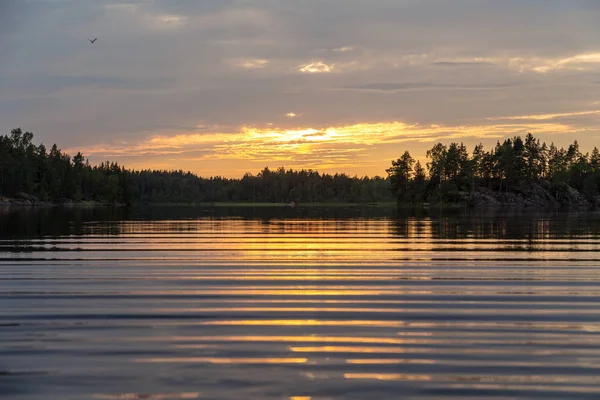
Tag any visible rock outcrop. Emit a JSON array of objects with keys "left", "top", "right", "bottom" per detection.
[{"left": 463, "top": 181, "right": 593, "bottom": 208}]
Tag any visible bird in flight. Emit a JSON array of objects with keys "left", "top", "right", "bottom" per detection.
[{"left": 89, "top": 38, "right": 97, "bottom": 44}]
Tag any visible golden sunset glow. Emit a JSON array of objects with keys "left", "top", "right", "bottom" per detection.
[{"left": 66, "top": 119, "right": 588, "bottom": 177}]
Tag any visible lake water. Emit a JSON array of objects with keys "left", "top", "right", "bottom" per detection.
[{"left": 2, "top": 206, "right": 600, "bottom": 399}]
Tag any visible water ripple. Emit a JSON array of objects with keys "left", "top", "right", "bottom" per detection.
[{"left": 2, "top": 212, "right": 600, "bottom": 399}]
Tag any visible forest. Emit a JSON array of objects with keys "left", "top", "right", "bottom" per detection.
[
  {"left": 0, "top": 128, "right": 392, "bottom": 204},
  {"left": 387, "top": 132, "right": 600, "bottom": 206},
  {"left": 2, "top": 128, "right": 598, "bottom": 207}
]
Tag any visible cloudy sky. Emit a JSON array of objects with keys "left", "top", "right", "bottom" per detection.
[{"left": 1, "top": 0, "right": 600, "bottom": 177}]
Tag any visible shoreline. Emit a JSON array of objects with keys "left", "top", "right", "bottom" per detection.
[
  {"left": 0, "top": 198, "right": 398, "bottom": 208},
  {"left": 0, "top": 197, "right": 121, "bottom": 208},
  {"left": 3, "top": 181, "right": 598, "bottom": 210},
  {"left": 1, "top": 197, "right": 596, "bottom": 210}
]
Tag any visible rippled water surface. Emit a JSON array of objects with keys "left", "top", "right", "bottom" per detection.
[{"left": 2, "top": 206, "right": 600, "bottom": 399}]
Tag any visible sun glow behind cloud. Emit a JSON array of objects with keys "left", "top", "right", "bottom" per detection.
[{"left": 297, "top": 61, "right": 333, "bottom": 73}]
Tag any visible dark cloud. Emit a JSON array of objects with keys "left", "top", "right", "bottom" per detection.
[{"left": 151, "top": 0, "right": 238, "bottom": 14}]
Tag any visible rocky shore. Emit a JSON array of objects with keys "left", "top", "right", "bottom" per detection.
[
  {"left": 3, "top": 181, "right": 598, "bottom": 209},
  {"left": 0, "top": 193, "right": 117, "bottom": 207},
  {"left": 462, "top": 181, "right": 598, "bottom": 208}
]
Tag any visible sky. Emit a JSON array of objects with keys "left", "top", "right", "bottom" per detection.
[{"left": 1, "top": 0, "right": 600, "bottom": 178}]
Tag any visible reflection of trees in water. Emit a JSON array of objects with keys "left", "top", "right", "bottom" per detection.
[
  {"left": 0, "top": 207, "right": 132, "bottom": 238},
  {"left": 389, "top": 208, "right": 600, "bottom": 239},
  {"left": 0, "top": 205, "right": 398, "bottom": 237},
  {"left": 3, "top": 205, "right": 600, "bottom": 239}
]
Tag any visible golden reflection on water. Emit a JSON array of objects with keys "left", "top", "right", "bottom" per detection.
[
  {"left": 202, "top": 319, "right": 408, "bottom": 327},
  {"left": 5, "top": 214, "right": 600, "bottom": 398},
  {"left": 345, "top": 373, "right": 432, "bottom": 382},
  {"left": 151, "top": 298, "right": 600, "bottom": 307},
  {"left": 346, "top": 358, "right": 600, "bottom": 368},
  {"left": 288, "top": 345, "right": 600, "bottom": 356},
  {"left": 170, "top": 335, "right": 411, "bottom": 345},
  {"left": 147, "top": 288, "right": 431, "bottom": 296},
  {"left": 151, "top": 306, "right": 600, "bottom": 315},
  {"left": 134, "top": 357, "right": 308, "bottom": 364},
  {"left": 289, "top": 346, "right": 412, "bottom": 354},
  {"left": 346, "top": 359, "right": 436, "bottom": 365}
]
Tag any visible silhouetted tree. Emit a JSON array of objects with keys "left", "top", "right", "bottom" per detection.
[
  {"left": 387, "top": 133, "right": 600, "bottom": 205},
  {"left": 0, "top": 128, "right": 393, "bottom": 204},
  {"left": 387, "top": 151, "right": 414, "bottom": 200}
]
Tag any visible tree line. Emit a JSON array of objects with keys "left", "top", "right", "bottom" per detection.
[
  {"left": 0, "top": 128, "right": 392, "bottom": 204},
  {"left": 386, "top": 133, "right": 600, "bottom": 204}
]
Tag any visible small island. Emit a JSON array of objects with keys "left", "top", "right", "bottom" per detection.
[
  {"left": 387, "top": 133, "right": 600, "bottom": 208},
  {"left": 1, "top": 128, "right": 598, "bottom": 208}
]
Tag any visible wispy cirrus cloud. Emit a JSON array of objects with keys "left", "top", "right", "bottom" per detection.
[
  {"left": 231, "top": 58, "right": 270, "bottom": 69},
  {"left": 488, "top": 109, "right": 600, "bottom": 121},
  {"left": 333, "top": 46, "right": 355, "bottom": 52},
  {"left": 508, "top": 52, "right": 600, "bottom": 73},
  {"left": 339, "top": 82, "right": 517, "bottom": 93},
  {"left": 103, "top": 3, "right": 188, "bottom": 31},
  {"left": 431, "top": 61, "right": 495, "bottom": 67}
]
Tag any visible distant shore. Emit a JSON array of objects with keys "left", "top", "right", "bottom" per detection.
[
  {"left": 2, "top": 196, "right": 597, "bottom": 210},
  {"left": 0, "top": 197, "right": 398, "bottom": 208},
  {"left": 0, "top": 196, "right": 118, "bottom": 208},
  {"left": 3, "top": 181, "right": 598, "bottom": 210},
  {"left": 391, "top": 183, "right": 597, "bottom": 210}
]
